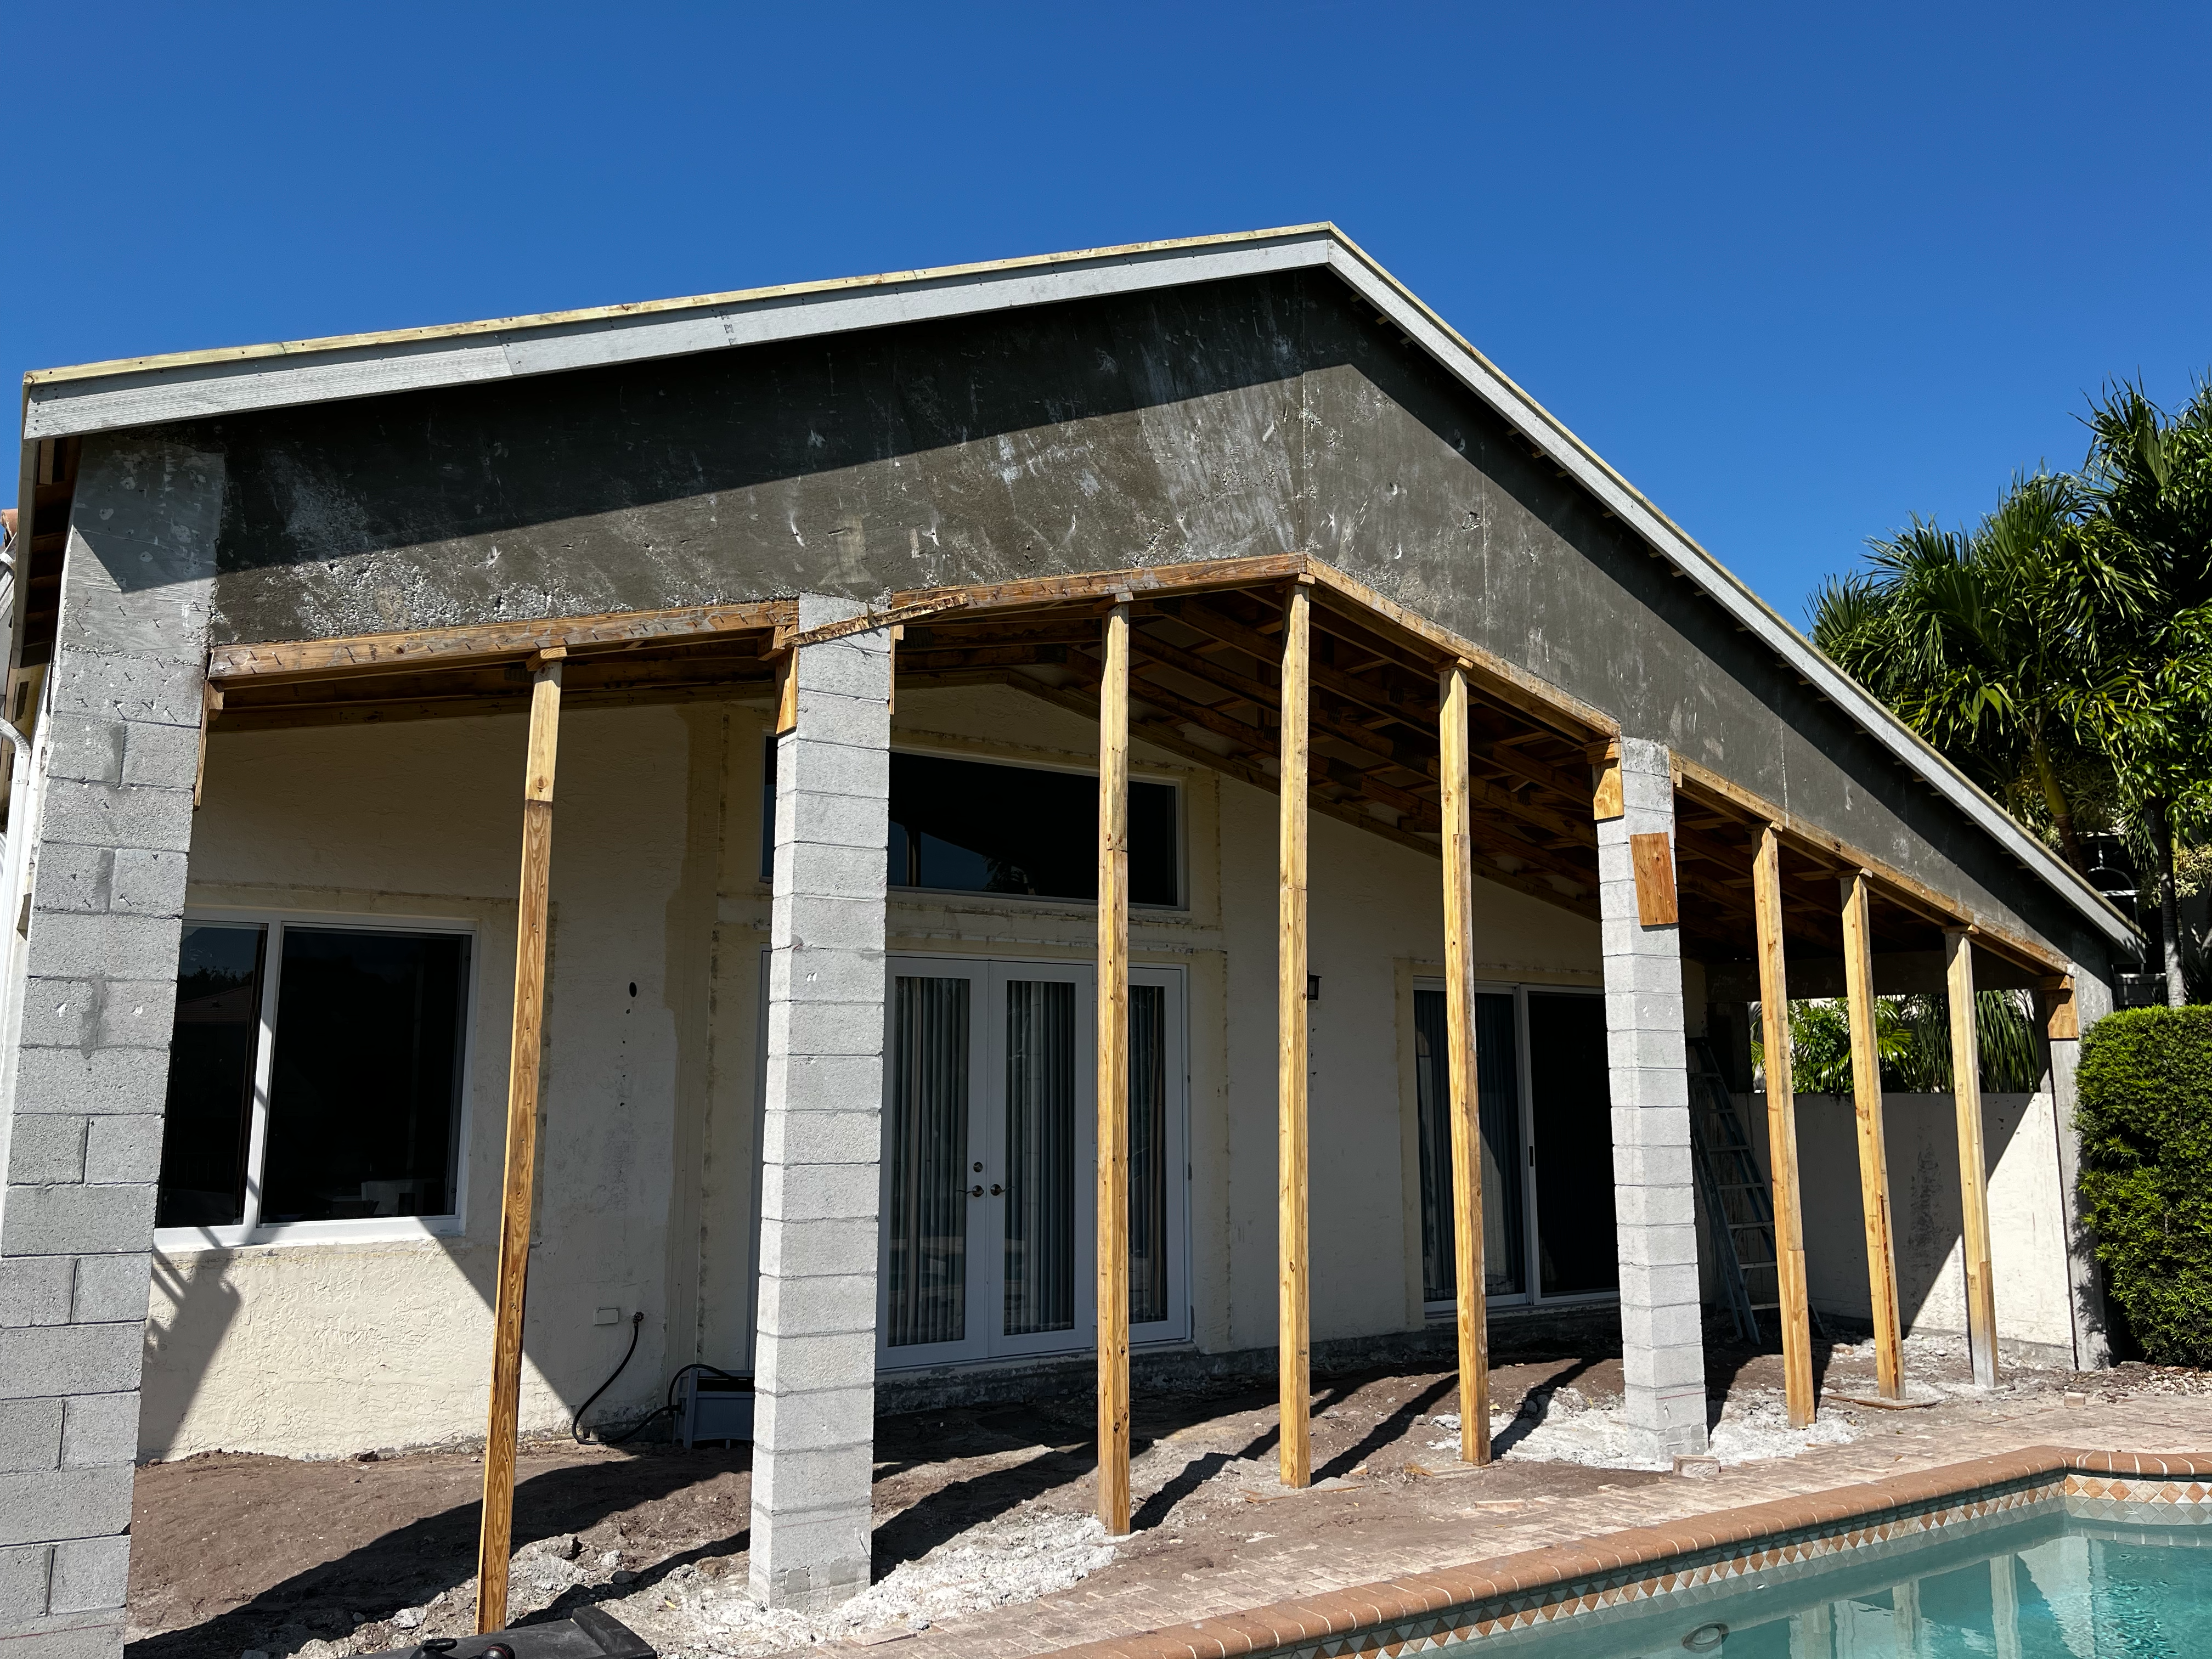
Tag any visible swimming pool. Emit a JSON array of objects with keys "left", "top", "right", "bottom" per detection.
[
  {"left": 1475, "top": 1505, "right": 2212, "bottom": 1656},
  {"left": 1073, "top": 1451, "right": 2212, "bottom": 1659}
]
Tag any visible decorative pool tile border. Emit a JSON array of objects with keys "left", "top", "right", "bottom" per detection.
[{"left": 1052, "top": 1447, "right": 2212, "bottom": 1659}]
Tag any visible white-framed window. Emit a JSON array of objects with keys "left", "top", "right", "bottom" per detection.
[{"left": 153, "top": 909, "right": 477, "bottom": 1249}]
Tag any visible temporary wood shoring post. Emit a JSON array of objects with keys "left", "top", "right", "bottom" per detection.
[
  {"left": 1946, "top": 929, "right": 2000, "bottom": 1389},
  {"left": 1840, "top": 872, "right": 1905, "bottom": 1402},
  {"left": 1095, "top": 602, "right": 1133, "bottom": 1536},
  {"left": 1752, "top": 825, "right": 1817, "bottom": 1429},
  {"left": 1278, "top": 579, "right": 1313, "bottom": 1490},
  {"left": 476, "top": 653, "right": 562, "bottom": 1633},
  {"left": 1438, "top": 662, "right": 1492, "bottom": 1465}
]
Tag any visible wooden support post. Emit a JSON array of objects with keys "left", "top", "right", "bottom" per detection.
[
  {"left": 1751, "top": 824, "right": 1816, "bottom": 1429},
  {"left": 1095, "top": 601, "right": 1132, "bottom": 1535},
  {"left": 1946, "top": 929, "right": 1999, "bottom": 1389},
  {"left": 1438, "top": 662, "right": 1492, "bottom": 1465},
  {"left": 475, "top": 652, "right": 562, "bottom": 1633},
  {"left": 1278, "top": 579, "right": 1312, "bottom": 1489},
  {"left": 1839, "top": 872, "right": 1904, "bottom": 1402}
]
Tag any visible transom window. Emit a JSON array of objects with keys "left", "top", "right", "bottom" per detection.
[
  {"left": 155, "top": 914, "right": 475, "bottom": 1244},
  {"left": 764, "top": 742, "right": 1181, "bottom": 907}
]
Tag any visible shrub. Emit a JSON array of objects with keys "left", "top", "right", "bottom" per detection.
[{"left": 2077, "top": 1005, "right": 2212, "bottom": 1364}]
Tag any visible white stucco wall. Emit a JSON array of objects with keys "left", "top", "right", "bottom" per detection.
[
  {"left": 1742, "top": 1090, "right": 2077, "bottom": 1362},
  {"left": 146, "top": 680, "right": 1607, "bottom": 1459}
]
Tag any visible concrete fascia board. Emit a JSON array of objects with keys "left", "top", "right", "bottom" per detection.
[{"left": 12, "top": 223, "right": 2136, "bottom": 953}]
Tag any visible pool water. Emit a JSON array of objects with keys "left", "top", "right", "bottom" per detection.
[{"left": 1473, "top": 1510, "right": 2212, "bottom": 1657}]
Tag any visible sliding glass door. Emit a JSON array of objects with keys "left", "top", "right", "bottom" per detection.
[
  {"left": 879, "top": 956, "right": 1186, "bottom": 1367},
  {"left": 1416, "top": 981, "right": 1617, "bottom": 1311}
]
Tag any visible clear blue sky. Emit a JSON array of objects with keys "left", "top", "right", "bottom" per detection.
[{"left": 8, "top": 1, "right": 2207, "bottom": 624}]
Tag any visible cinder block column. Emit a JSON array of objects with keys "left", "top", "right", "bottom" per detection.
[
  {"left": 750, "top": 596, "right": 890, "bottom": 1612},
  {"left": 0, "top": 438, "right": 219, "bottom": 1659},
  {"left": 1598, "top": 737, "right": 1709, "bottom": 1462},
  {"left": 2049, "top": 967, "right": 2113, "bottom": 1371}
]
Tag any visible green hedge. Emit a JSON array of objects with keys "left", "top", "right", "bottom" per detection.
[{"left": 2078, "top": 1005, "right": 2212, "bottom": 1364}]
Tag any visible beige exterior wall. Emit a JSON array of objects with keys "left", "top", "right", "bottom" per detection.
[{"left": 146, "top": 682, "right": 1605, "bottom": 1459}]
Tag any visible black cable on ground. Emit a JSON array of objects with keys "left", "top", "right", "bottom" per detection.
[{"left": 571, "top": 1311, "right": 644, "bottom": 1442}]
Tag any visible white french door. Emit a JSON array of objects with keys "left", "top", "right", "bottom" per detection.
[{"left": 878, "top": 955, "right": 1186, "bottom": 1368}]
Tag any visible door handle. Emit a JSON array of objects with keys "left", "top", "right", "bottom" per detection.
[
  {"left": 969, "top": 1184, "right": 984, "bottom": 1198},
  {"left": 989, "top": 1183, "right": 1004, "bottom": 1196}
]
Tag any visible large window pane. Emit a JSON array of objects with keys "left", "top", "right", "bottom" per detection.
[
  {"left": 1530, "top": 991, "right": 1618, "bottom": 1295},
  {"left": 1129, "top": 984, "right": 1170, "bottom": 1324},
  {"left": 887, "top": 975, "right": 969, "bottom": 1347},
  {"left": 1414, "top": 989, "right": 1525, "bottom": 1301},
  {"left": 1002, "top": 979, "right": 1076, "bottom": 1336},
  {"left": 155, "top": 923, "right": 267, "bottom": 1229},
  {"left": 883, "top": 752, "right": 1178, "bottom": 906},
  {"left": 259, "top": 928, "right": 470, "bottom": 1224}
]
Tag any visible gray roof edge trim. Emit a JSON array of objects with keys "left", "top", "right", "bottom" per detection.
[
  {"left": 20, "top": 231, "right": 1339, "bottom": 442},
  {"left": 1316, "top": 244, "right": 2136, "bottom": 953}
]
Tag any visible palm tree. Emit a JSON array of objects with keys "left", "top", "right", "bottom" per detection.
[
  {"left": 2076, "top": 381, "right": 2212, "bottom": 1005},
  {"left": 1809, "top": 473, "right": 2148, "bottom": 872}
]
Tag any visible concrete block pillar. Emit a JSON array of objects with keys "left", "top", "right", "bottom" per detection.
[
  {"left": 0, "top": 438, "right": 219, "bottom": 1659},
  {"left": 2049, "top": 965, "right": 2113, "bottom": 1370},
  {"left": 750, "top": 595, "right": 890, "bottom": 1612},
  {"left": 1597, "top": 737, "right": 1709, "bottom": 1462}
]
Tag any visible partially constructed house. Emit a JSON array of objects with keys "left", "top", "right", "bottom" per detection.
[{"left": 0, "top": 225, "right": 2136, "bottom": 1651}]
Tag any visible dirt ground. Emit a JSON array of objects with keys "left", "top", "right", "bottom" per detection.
[{"left": 125, "top": 1335, "right": 2202, "bottom": 1659}]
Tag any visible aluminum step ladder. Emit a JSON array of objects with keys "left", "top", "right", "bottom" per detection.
[{"left": 1686, "top": 1036, "right": 1826, "bottom": 1347}]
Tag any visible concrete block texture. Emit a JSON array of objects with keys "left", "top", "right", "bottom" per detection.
[
  {"left": 19, "top": 912, "right": 185, "bottom": 991},
  {"left": 0, "top": 1261, "right": 72, "bottom": 1328},
  {"left": 0, "top": 1326, "right": 143, "bottom": 1400},
  {"left": 59, "top": 1395, "right": 137, "bottom": 1469},
  {"left": 13, "top": 1046, "right": 173, "bottom": 1119},
  {"left": 768, "top": 944, "right": 887, "bottom": 1009},
  {"left": 756, "top": 1214, "right": 880, "bottom": 1281},
  {"left": 753, "top": 597, "right": 891, "bottom": 1612},
  {"left": 33, "top": 781, "right": 196, "bottom": 861},
  {"left": 752, "top": 1272, "right": 876, "bottom": 1339},
  {"left": 757, "top": 1161, "right": 880, "bottom": 1224},
  {"left": 761, "top": 1108, "right": 882, "bottom": 1168},
  {"left": 15, "top": 978, "right": 178, "bottom": 1054},
  {"left": 0, "top": 1544, "right": 53, "bottom": 1623},
  {"left": 0, "top": 1401, "right": 63, "bottom": 1474},
  {"left": 0, "top": 1613, "right": 128, "bottom": 1659},
  {"left": 0, "top": 436, "right": 218, "bottom": 1659},
  {"left": 6, "top": 1120, "right": 87, "bottom": 1187},
  {"left": 0, "top": 1466, "right": 131, "bottom": 1548},
  {"left": 82, "top": 1118, "right": 162, "bottom": 1186},
  {"left": 1598, "top": 736, "right": 1707, "bottom": 1457},
  {"left": 0, "top": 1185, "right": 156, "bottom": 1261},
  {"left": 44, "top": 1537, "right": 127, "bottom": 1617},
  {"left": 761, "top": 1053, "right": 884, "bottom": 1117},
  {"left": 66, "top": 1257, "right": 150, "bottom": 1326}
]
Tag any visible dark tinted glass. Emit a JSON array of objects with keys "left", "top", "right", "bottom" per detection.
[
  {"left": 260, "top": 928, "right": 470, "bottom": 1223},
  {"left": 155, "top": 923, "right": 266, "bottom": 1228},
  {"left": 1529, "top": 991, "right": 1618, "bottom": 1295},
  {"left": 1414, "top": 988, "right": 1525, "bottom": 1300},
  {"left": 885, "top": 752, "right": 1178, "bottom": 906}
]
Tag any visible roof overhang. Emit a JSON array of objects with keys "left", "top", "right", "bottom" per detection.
[{"left": 14, "top": 223, "right": 2140, "bottom": 958}]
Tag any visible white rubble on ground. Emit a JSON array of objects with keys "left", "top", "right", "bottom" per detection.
[
  {"left": 1425, "top": 1384, "right": 1856, "bottom": 1472},
  {"left": 603, "top": 1507, "right": 1118, "bottom": 1659}
]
